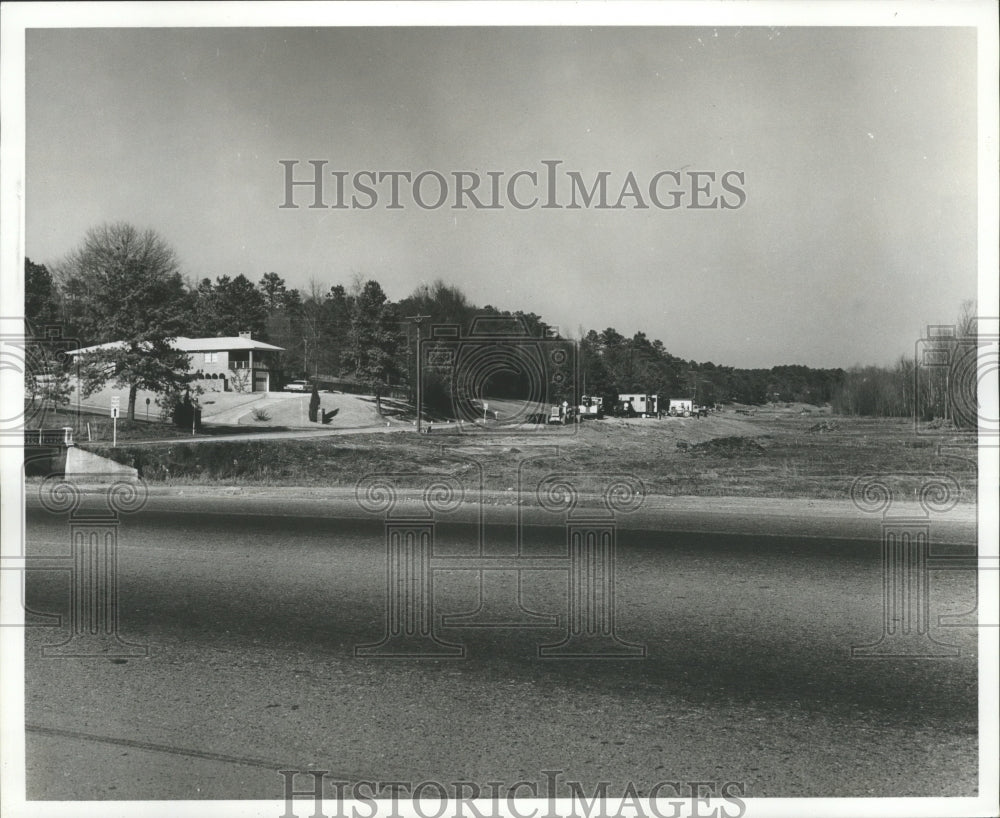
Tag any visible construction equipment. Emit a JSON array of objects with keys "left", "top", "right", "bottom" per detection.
[
  {"left": 668, "top": 399, "right": 693, "bottom": 417},
  {"left": 576, "top": 395, "right": 604, "bottom": 419}
]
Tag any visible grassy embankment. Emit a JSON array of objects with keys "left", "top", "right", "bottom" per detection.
[
  {"left": 30, "top": 406, "right": 292, "bottom": 443},
  {"left": 83, "top": 410, "right": 978, "bottom": 503}
]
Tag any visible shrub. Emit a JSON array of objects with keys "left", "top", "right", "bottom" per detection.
[
  {"left": 251, "top": 407, "right": 271, "bottom": 422},
  {"left": 308, "top": 385, "right": 320, "bottom": 423},
  {"left": 167, "top": 392, "right": 201, "bottom": 430}
]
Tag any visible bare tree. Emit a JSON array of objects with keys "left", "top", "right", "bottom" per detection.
[
  {"left": 957, "top": 299, "right": 977, "bottom": 338},
  {"left": 58, "top": 222, "right": 192, "bottom": 421}
]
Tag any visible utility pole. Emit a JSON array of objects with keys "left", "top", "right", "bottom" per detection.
[{"left": 405, "top": 314, "right": 431, "bottom": 433}]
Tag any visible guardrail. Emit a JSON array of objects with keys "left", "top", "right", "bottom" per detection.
[{"left": 23, "top": 427, "right": 74, "bottom": 446}]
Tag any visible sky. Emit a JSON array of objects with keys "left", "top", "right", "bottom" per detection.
[{"left": 23, "top": 24, "right": 979, "bottom": 368}]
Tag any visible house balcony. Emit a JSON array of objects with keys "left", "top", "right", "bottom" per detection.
[{"left": 229, "top": 359, "right": 271, "bottom": 371}]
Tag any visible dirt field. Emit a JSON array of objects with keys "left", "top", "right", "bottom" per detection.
[
  {"left": 85, "top": 408, "right": 979, "bottom": 504},
  {"left": 406, "top": 411, "right": 978, "bottom": 502}
]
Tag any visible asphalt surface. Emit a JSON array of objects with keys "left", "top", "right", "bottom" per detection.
[
  {"left": 22, "top": 497, "right": 979, "bottom": 800},
  {"left": 110, "top": 422, "right": 414, "bottom": 446}
]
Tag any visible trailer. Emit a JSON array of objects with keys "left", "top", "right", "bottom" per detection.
[{"left": 616, "top": 393, "right": 659, "bottom": 418}]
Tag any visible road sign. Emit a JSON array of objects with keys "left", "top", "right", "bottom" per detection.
[{"left": 110, "top": 396, "right": 120, "bottom": 447}]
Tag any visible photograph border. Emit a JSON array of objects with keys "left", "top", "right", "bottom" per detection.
[{"left": 2, "top": 3, "right": 997, "bottom": 817}]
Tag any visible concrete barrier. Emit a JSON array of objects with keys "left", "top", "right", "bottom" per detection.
[{"left": 63, "top": 445, "right": 138, "bottom": 481}]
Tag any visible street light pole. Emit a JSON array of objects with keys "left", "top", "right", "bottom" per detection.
[{"left": 405, "top": 314, "right": 431, "bottom": 433}]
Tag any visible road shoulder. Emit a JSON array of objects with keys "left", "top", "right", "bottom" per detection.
[{"left": 23, "top": 482, "right": 979, "bottom": 543}]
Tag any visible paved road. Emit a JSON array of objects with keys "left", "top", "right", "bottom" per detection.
[
  {"left": 22, "top": 500, "right": 979, "bottom": 800},
  {"left": 120, "top": 422, "right": 415, "bottom": 446},
  {"left": 113, "top": 418, "right": 571, "bottom": 445}
]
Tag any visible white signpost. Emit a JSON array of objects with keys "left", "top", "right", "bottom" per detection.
[
  {"left": 110, "top": 397, "right": 120, "bottom": 447},
  {"left": 482, "top": 400, "right": 488, "bottom": 422}
]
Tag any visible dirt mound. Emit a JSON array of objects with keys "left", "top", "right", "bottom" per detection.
[
  {"left": 808, "top": 420, "right": 841, "bottom": 433},
  {"left": 687, "top": 436, "right": 766, "bottom": 457}
]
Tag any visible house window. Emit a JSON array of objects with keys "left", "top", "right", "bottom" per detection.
[{"left": 204, "top": 352, "right": 218, "bottom": 363}]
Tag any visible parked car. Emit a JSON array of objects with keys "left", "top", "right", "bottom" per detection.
[{"left": 284, "top": 380, "right": 310, "bottom": 392}]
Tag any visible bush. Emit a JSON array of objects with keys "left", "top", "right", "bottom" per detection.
[
  {"left": 308, "top": 385, "right": 320, "bottom": 423},
  {"left": 251, "top": 407, "right": 272, "bottom": 422},
  {"left": 166, "top": 392, "right": 201, "bottom": 431}
]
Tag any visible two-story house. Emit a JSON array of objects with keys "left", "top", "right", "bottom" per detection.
[{"left": 69, "top": 332, "right": 284, "bottom": 393}]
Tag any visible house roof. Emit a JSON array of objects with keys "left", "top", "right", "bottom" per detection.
[
  {"left": 175, "top": 336, "right": 284, "bottom": 352},
  {"left": 69, "top": 336, "right": 285, "bottom": 355}
]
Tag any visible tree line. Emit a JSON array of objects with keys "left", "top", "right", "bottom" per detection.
[
  {"left": 830, "top": 300, "right": 978, "bottom": 424},
  {"left": 23, "top": 221, "right": 974, "bottom": 423}
]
